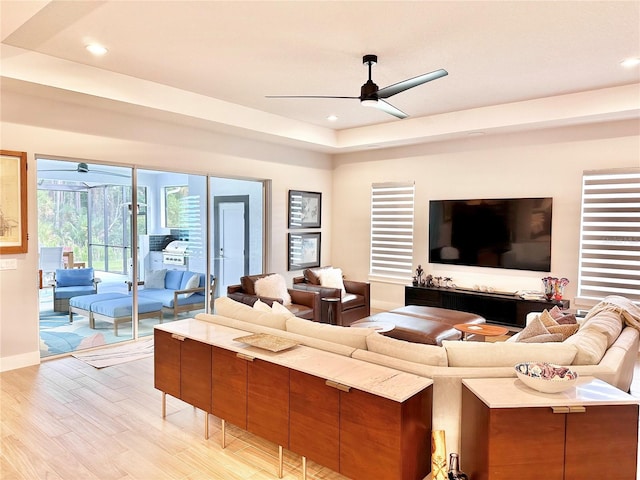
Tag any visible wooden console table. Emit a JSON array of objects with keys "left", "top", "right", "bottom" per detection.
[
  {"left": 154, "top": 319, "right": 433, "bottom": 480},
  {"left": 461, "top": 377, "right": 639, "bottom": 479},
  {"left": 406, "top": 285, "right": 569, "bottom": 328}
]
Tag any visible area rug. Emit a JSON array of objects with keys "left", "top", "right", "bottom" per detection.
[{"left": 72, "top": 337, "right": 154, "bottom": 368}]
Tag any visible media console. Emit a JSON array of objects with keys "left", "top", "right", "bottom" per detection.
[{"left": 405, "top": 285, "right": 569, "bottom": 328}]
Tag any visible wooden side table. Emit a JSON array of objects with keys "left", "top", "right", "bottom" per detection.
[{"left": 461, "top": 377, "right": 639, "bottom": 479}]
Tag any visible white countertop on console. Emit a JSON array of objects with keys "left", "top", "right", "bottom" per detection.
[
  {"left": 463, "top": 377, "right": 639, "bottom": 409},
  {"left": 155, "top": 319, "right": 432, "bottom": 403}
]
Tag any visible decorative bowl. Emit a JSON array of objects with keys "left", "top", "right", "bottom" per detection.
[{"left": 514, "top": 361, "right": 578, "bottom": 393}]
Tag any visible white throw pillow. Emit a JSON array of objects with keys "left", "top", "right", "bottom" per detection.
[
  {"left": 318, "top": 267, "right": 346, "bottom": 297},
  {"left": 271, "top": 300, "right": 295, "bottom": 318},
  {"left": 254, "top": 274, "right": 292, "bottom": 306},
  {"left": 253, "top": 299, "right": 272, "bottom": 312},
  {"left": 181, "top": 273, "right": 200, "bottom": 298},
  {"left": 144, "top": 269, "right": 166, "bottom": 289}
]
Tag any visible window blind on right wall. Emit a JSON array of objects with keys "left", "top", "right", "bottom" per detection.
[{"left": 577, "top": 168, "right": 640, "bottom": 305}]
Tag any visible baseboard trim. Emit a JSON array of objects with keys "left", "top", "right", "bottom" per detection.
[{"left": 0, "top": 351, "right": 40, "bottom": 372}]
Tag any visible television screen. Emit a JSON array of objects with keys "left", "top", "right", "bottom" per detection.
[{"left": 429, "top": 198, "right": 553, "bottom": 272}]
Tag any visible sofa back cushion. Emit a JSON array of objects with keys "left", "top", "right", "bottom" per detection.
[
  {"left": 145, "top": 269, "right": 167, "bottom": 289},
  {"left": 214, "top": 296, "right": 287, "bottom": 330},
  {"left": 304, "top": 267, "right": 330, "bottom": 285},
  {"left": 286, "top": 315, "right": 372, "bottom": 349},
  {"left": 164, "top": 270, "right": 185, "bottom": 290},
  {"left": 442, "top": 340, "right": 578, "bottom": 367},
  {"left": 366, "top": 332, "right": 448, "bottom": 367},
  {"left": 55, "top": 268, "right": 94, "bottom": 287}
]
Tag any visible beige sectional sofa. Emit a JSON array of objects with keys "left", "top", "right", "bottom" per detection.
[{"left": 197, "top": 295, "right": 639, "bottom": 457}]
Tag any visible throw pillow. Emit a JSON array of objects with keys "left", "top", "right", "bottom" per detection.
[
  {"left": 180, "top": 273, "right": 200, "bottom": 298},
  {"left": 253, "top": 299, "right": 272, "bottom": 312},
  {"left": 548, "top": 305, "right": 564, "bottom": 320},
  {"left": 145, "top": 269, "right": 166, "bottom": 289},
  {"left": 516, "top": 315, "right": 550, "bottom": 342},
  {"left": 518, "top": 333, "right": 564, "bottom": 343},
  {"left": 540, "top": 309, "right": 579, "bottom": 340},
  {"left": 556, "top": 313, "right": 578, "bottom": 325},
  {"left": 254, "top": 274, "right": 292, "bottom": 306},
  {"left": 271, "top": 300, "right": 295, "bottom": 318},
  {"left": 318, "top": 267, "right": 346, "bottom": 297}
]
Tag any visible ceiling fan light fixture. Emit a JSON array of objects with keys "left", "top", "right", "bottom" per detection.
[{"left": 361, "top": 99, "right": 378, "bottom": 108}]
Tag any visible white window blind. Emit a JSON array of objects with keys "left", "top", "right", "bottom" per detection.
[
  {"left": 577, "top": 169, "right": 640, "bottom": 304},
  {"left": 370, "top": 182, "right": 415, "bottom": 279}
]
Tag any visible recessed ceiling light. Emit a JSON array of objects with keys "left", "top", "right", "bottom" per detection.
[
  {"left": 620, "top": 57, "right": 640, "bottom": 68},
  {"left": 327, "top": 115, "right": 338, "bottom": 122},
  {"left": 86, "top": 44, "right": 108, "bottom": 56}
]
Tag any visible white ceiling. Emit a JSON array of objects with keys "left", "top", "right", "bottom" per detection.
[{"left": 1, "top": 1, "right": 639, "bottom": 152}]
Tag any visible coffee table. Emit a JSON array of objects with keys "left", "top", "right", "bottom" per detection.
[{"left": 454, "top": 323, "right": 509, "bottom": 341}]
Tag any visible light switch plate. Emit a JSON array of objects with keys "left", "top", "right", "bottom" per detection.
[{"left": 0, "top": 258, "right": 18, "bottom": 270}]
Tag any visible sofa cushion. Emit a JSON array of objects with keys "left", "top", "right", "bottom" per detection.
[
  {"left": 255, "top": 274, "right": 292, "bottom": 306},
  {"left": 214, "top": 296, "right": 287, "bottom": 330},
  {"left": 304, "top": 267, "right": 328, "bottom": 285},
  {"left": 286, "top": 315, "right": 373, "bottom": 349},
  {"left": 366, "top": 332, "right": 448, "bottom": 367},
  {"left": 578, "top": 310, "right": 623, "bottom": 348},
  {"left": 271, "top": 301, "right": 295, "bottom": 317},
  {"left": 164, "top": 270, "right": 185, "bottom": 290},
  {"left": 145, "top": 269, "right": 166, "bottom": 289},
  {"left": 253, "top": 299, "right": 272, "bottom": 312},
  {"left": 563, "top": 328, "right": 609, "bottom": 365},
  {"left": 442, "top": 340, "right": 578, "bottom": 367},
  {"left": 55, "top": 268, "right": 94, "bottom": 287}
]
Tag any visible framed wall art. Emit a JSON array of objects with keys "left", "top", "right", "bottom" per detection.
[
  {"left": 288, "top": 190, "right": 321, "bottom": 229},
  {"left": 288, "top": 232, "right": 321, "bottom": 271},
  {"left": 0, "top": 150, "right": 28, "bottom": 254}
]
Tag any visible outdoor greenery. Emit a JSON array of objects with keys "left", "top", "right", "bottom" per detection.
[
  {"left": 38, "top": 184, "right": 147, "bottom": 273},
  {"left": 165, "top": 186, "right": 189, "bottom": 228}
]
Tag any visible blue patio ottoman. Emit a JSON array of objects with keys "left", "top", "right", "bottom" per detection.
[
  {"left": 90, "top": 296, "right": 163, "bottom": 336},
  {"left": 69, "top": 293, "right": 127, "bottom": 323}
]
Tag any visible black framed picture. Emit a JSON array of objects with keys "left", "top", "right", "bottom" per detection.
[
  {"left": 288, "top": 190, "right": 321, "bottom": 229},
  {"left": 288, "top": 232, "right": 321, "bottom": 271}
]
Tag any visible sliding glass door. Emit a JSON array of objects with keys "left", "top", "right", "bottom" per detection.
[{"left": 37, "top": 159, "right": 267, "bottom": 358}]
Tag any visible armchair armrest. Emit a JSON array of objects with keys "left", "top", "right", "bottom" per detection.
[
  {"left": 289, "top": 288, "right": 321, "bottom": 309},
  {"left": 227, "top": 284, "right": 243, "bottom": 295},
  {"left": 173, "top": 287, "right": 204, "bottom": 305}
]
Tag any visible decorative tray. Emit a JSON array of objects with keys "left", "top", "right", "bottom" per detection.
[{"left": 233, "top": 333, "right": 299, "bottom": 352}]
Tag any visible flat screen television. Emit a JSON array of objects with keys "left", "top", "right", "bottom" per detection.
[{"left": 429, "top": 197, "right": 553, "bottom": 272}]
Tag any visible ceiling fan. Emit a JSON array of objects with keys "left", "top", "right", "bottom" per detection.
[
  {"left": 39, "top": 162, "right": 130, "bottom": 178},
  {"left": 267, "top": 54, "right": 448, "bottom": 119}
]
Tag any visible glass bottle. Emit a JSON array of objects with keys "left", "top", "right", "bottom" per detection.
[{"left": 448, "top": 453, "right": 469, "bottom": 480}]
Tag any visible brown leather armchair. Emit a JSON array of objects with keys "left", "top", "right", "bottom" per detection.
[
  {"left": 227, "top": 273, "right": 321, "bottom": 322},
  {"left": 292, "top": 267, "right": 370, "bottom": 326}
]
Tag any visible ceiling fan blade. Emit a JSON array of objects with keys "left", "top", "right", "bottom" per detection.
[
  {"left": 371, "top": 99, "right": 408, "bottom": 119},
  {"left": 377, "top": 69, "right": 448, "bottom": 99},
  {"left": 266, "top": 95, "right": 359, "bottom": 99}
]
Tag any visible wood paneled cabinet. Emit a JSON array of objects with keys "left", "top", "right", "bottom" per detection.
[
  {"left": 154, "top": 329, "right": 212, "bottom": 412},
  {"left": 289, "top": 370, "right": 432, "bottom": 480},
  {"left": 155, "top": 323, "right": 433, "bottom": 480},
  {"left": 461, "top": 381, "right": 639, "bottom": 480},
  {"left": 212, "top": 346, "right": 290, "bottom": 448}
]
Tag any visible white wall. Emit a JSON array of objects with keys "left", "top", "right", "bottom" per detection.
[
  {"left": 332, "top": 120, "right": 640, "bottom": 311},
  {"left": 0, "top": 90, "right": 332, "bottom": 371}
]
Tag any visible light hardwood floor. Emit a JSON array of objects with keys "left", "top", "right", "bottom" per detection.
[{"left": 2, "top": 348, "right": 639, "bottom": 479}]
